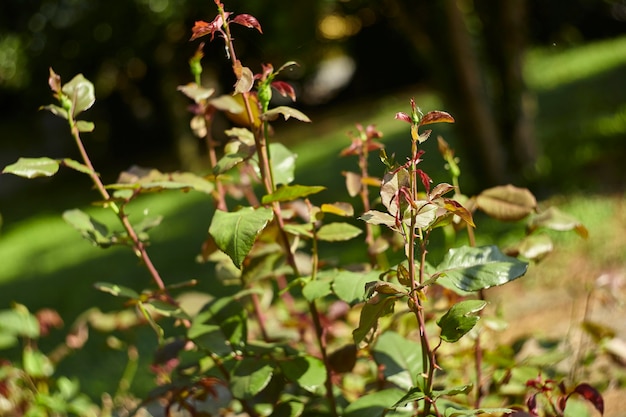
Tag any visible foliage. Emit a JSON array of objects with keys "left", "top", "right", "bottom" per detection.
[{"left": 0, "top": 1, "right": 609, "bottom": 416}]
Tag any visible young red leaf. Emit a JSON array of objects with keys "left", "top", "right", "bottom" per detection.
[
  {"left": 395, "top": 112, "right": 411, "bottom": 123},
  {"left": 190, "top": 14, "right": 227, "bottom": 41},
  {"left": 271, "top": 80, "right": 296, "bottom": 101},
  {"left": 231, "top": 14, "right": 263, "bottom": 34},
  {"left": 419, "top": 110, "right": 455, "bottom": 126},
  {"left": 570, "top": 383, "right": 604, "bottom": 415},
  {"left": 417, "top": 169, "right": 432, "bottom": 194}
]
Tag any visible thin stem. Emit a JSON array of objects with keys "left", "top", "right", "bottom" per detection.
[{"left": 68, "top": 119, "right": 169, "bottom": 294}]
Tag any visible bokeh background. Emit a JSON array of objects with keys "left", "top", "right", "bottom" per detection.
[{"left": 1, "top": 0, "right": 626, "bottom": 404}]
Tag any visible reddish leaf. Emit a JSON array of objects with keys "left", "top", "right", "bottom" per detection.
[
  {"left": 571, "top": 383, "right": 604, "bottom": 415},
  {"left": 271, "top": 80, "right": 296, "bottom": 101},
  {"left": 231, "top": 14, "right": 263, "bottom": 34},
  {"left": 395, "top": 112, "right": 411, "bottom": 123},
  {"left": 526, "top": 393, "right": 538, "bottom": 415},
  {"left": 190, "top": 14, "right": 227, "bottom": 41},
  {"left": 443, "top": 198, "right": 475, "bottom": 227},
  {"left": 417, "top": 169, "right": 432, "bottom": 194},
  {"left": 430, "top": 183, "right": 455, "bottom": 200},
  {"left": 419, "top": 110, "right": 455, "bottom": 126}
]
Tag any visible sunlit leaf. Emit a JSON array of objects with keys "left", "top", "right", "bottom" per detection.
[
  {"left": 332, "top": 270, "right": 382, "bottom": 305},
  {"left": 109, "top": 167, "right": 215, "bottom": 194},
  {"left": 76, "top": 120, "right": 95, "bottom": 132},
  {"left": 321, "top": 202, "right": 354, "bottom": 217},
  {"left": 234, "top": 66, "right": 254, "bottom": 94},
  {"left": 177, "top": 83, "right": 215, "bottom": 102},
  {"left": 61, "top": 158, "right": 96, "bottom": 176},
  {"left": 444, "top": 407, "right": 515, "bottom": 417},
  {"left": 436, "top": 245, "right": 528, "bottom": 293},
  {"left": 343, "top": 171, "right": 361, "bottom": 197},
  {"left": 442, "top": 198, "right": 475, "bottom": 227},
  {"left": 419, "top": 110, "right": 455, "bottom": 126},
  {"left": 268, "top": 142, "right": 297, "bottom": 186},
  {"left": 209, "top": 207, "right": 274, "bottom": 268},
  {"left": 3, "top": 157, "right": 60, "bottom": 178},
  {"left": 279, "top": 355, "right": 326, "bottom": 392},
  {"left": 302, "top": 277, "right": 332, "bottom": 302},
  {"left": 262, "top": 185, "right": 326, "bottom": 204},
  {"left": 373, "top": 331, "right": 423, "bottom": 390},
  {"left": 262, "top": 106, "right": 311, "bottom": 122},
  {"left": 476, "top": 185, "right": 537, "bottom": 221},
  {"left": 0, "top": 306, "right": 40, "bottom": 345},
  {"left": 62, "top": 73, "right": 95, "bottom": 116},
  {"left": 210, "top": 94, "right": 244, "bottom": 113},
  {"left": 40, "top": 104, "right": 69, "bottom": 119},
  {"left": 529, "top": 206, "right": 588, "bottom": 238},
  {"left": 317, "top": 222, "right": 362, "bottom": 242},
  {"left": 508, "top": 233, "right": 554, "bottom": 260},
  {"left": 360, "top": 210, "right": 397, "bottom": 228},
  {"left": 63, "top": 209, "right": 113, "bottom": 247},
  {"left": 94, "top": 282, "right": 139, "bottom": 299},
  {"left": 437, "top": 300, "right": 487, "bottom": 343},
  {"left": 231, "top": 14, "right": 263, "bottom": 33},
  {"left": 23, "top": 346, "right": 54, "bottom": 378}
]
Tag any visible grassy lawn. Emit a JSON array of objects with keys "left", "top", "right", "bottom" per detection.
[{"left": 0, "top": 35, "right": 625, "bottom": 400}]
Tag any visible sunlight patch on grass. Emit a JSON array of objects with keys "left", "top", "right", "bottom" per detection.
[{"left": 525, "top": 35, "right": 626, "bottom": 91}]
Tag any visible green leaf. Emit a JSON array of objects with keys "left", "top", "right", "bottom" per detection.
[
  {"left": 475, "top": 185, "right": 537, "bottom": 221},
  {"left": 75, "top": 120, "right": 95, "bottom": 132},
  {"left": 94, "top": 282, "right": 139, "bottom": 299},
  {"left": 177, "top": 83, "right": 215, "bottom": 102},
  {"left": 392, "top": 386, "right": 426, "bottom": 408},
  {"left": 437, "top": 300, "right": 487, "bottom": 343},
  {"left": 360, "top": 210, "right": 397, "bottom": 228},
  {"left": 2, "top": 157, "right": 60, "bottom": 178},
  {"left": 529, "top": 206, "right": 588, "bottom": 238},
  {"left": 262, "top": 185, "right": 326, "bottom": 204},
  {"left": 146, "top": 300, "right": 191, "bottom": 320},
  {"left": 23, "top": 346, "right": 54, "bottom": 378},
  {"left": 262, "top": 106, "right": 311, "bottom": 122},
  {"left": 109, "top": 167, "right": 215, "bottom": 194},
  {"left": 302, "top": 278, "right": 332, "bottom": 302},
  {"left": 317, "top": 222, "right": 363, "bottom": 242},
  {"left": 61, "top": 158, "right": 96, "bottom": 175},
  {"left": 436, "top": 245, "right": 528, "bottom": 293},
  {"left": 62, "top": 73, "right": 95, "bottom": 116},
  {"left": 272, "top": 396, "right": 305, "bottom": 417},
  {"left": 353, "top": 295, "right": 396, "bottom": 345},
  {"left": 344, "top": 388, "right": 412, "bottom": 417},
  {"left": 373, "top": 331, "right": 423, "bottom": 391},
  {"left": 332, "top": 270, "right": 382, "bottom": 305},
  {"left": 444, "top": 407, "right": 514, "bottom": 417},
  {"left": 214, "top": 129, "right": 256, "bottom": 174},
  {"left": 269, "top": 142, "right": 297, "bottom": 186},
  {"left": 0, "top": 306, "right": 40, "bottom": 345},
  {"left": 188, "top": 295, "right": 247, "bottom": 356},
  {"left": 41, "top": 104, "right": 69, "bottom": 119},
  {"left": 63, "top": 209, "right": 113, "bottom": 247},
  {"left": 279, "top": 355, "right": 326, "bottom": 393},
  {"left": 230, "top": 358, "right": 274, "bottom": 399},
  {"left": 209, "top": 207, "right": 274, "bottom": 268}
]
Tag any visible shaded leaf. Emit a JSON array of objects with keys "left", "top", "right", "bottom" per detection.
[
  {"left": 353, "top": 295, "right": 396, "bottom": 344},
  {"left": 436, "top": 245, "right": 528, "bottom": 292},
  {"left": 189, "top": 295, "right": 247, "bottom": 356},
  {"left": 570, "top": 383, "right": 604, "bottom": 415},
  {"left": 437, "top": 300, "right": 487, "bottom": 343},
  {"left": 262, "top": 106, "right": 311, "bottom": 122},
  {"left": 476, "top": 185, "right": 537, "bottom": 221},
  {"left": 373, "top": 331, "right": 423, "bottom": 390},
  {"left": 40, "top": 104, "right": 69, "bottom": 119},
  {"left": 343, "top": 171, "right": 362, "bottom": 197},
  {"left": 209, "top": 207, "right": 274, "bottom": 268},
  {"left": 279, "top": 355, "right": 326, "bottom": 392},
  {"left": 360, "top": 210, "right": 397, "bottom": 228},
  {"left": 317, "top": 222, "right": 362, "bottom": 242},
  {"left": 0, "top": 307, "right": 40, "bottom": 347},
  {"left": 230, "top": 358, "right": 273, "bottom": 399},
  {"left": 23, "top": 346, "right": 54, "bottom": 378},
  {"left": 3, "top": 157, "right": 60, "bottom": 178},
  {"left": 328, "top": 344, "right": 357, "bottom": 373},
  {"left": 444, "top": 408, "right": 515, "bottom": 417},
  {"left": 110, "top": 166, "right": 215, "bottom": 194},
  {"left": 507, "top": 234, "right": 554, "bottom": 260},
  {"left": 344, "top": 388, "right": 411, "bottom": 417},
  {"left": 302, "top": 278, "right": 332, "bottom": 302},
  {"left": 262, "top": 185, "right": 325, "bottom": 204},
  {"left": 529, "top": 207, "right": 588, "bottom": 238}
]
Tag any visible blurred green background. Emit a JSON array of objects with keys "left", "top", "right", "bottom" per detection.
[{"left": 1, "top": 0, "right": 625, "bottom": 400}]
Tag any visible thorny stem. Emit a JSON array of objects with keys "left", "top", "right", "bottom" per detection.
[
  {"left": 67, "top": 118, "right": 170, "bottom": 297},
  {"left": 218, "top": 8, "right": 338, "bottom": 415}
]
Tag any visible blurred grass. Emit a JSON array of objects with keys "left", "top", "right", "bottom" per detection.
[{"left": 0, "top": 35, "right": 625, "bottom": 398}]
